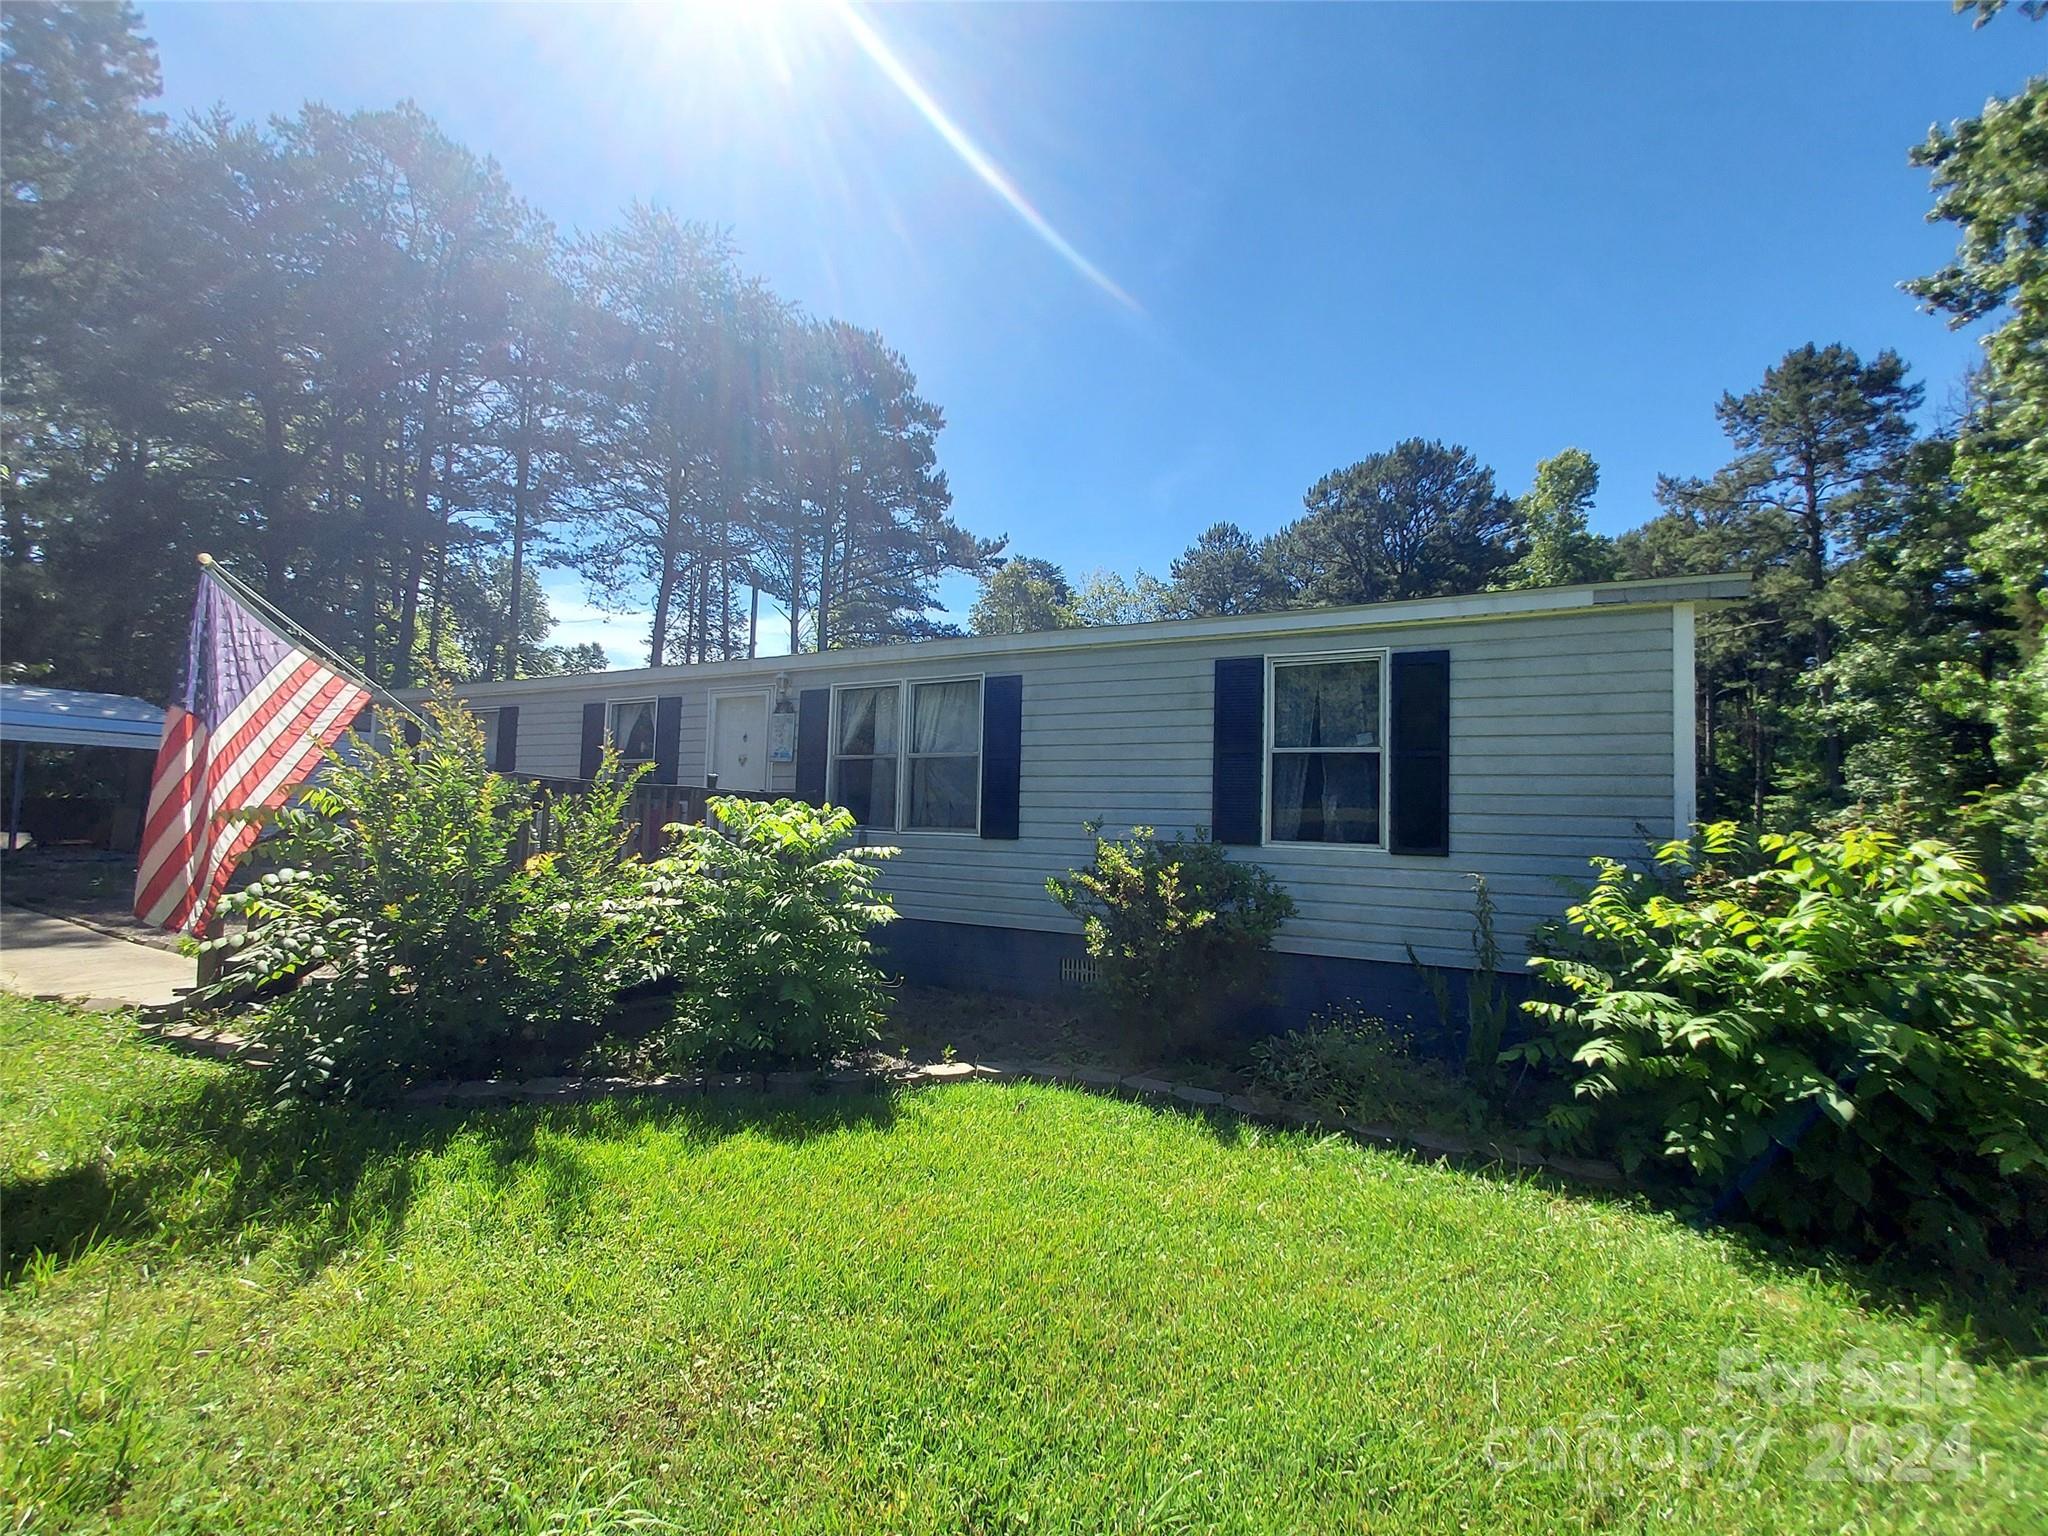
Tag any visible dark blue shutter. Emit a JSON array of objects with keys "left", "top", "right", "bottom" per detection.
[
  {"left": 794, "top": 687, "right": 830, "bottom": 805},
  {"left": 1211, "top": 657, "right": 1264, "bottom": 845},
  {"left": 579, "top": 701, "right": 605, "bottom": 780},
  {"left": 1389, "top": 649, "right": 1450, "bottom": 856},
  {"left": 494, "top": 705, "right": 519, "bottom": 775},
  {"left": 654, "top": 695, "right": 683, "bottom": 784},
  {"left": 980, "top": 674, "right": 1023, "bottom": 839}
]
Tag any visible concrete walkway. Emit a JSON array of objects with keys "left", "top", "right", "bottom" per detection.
[{"left": 0, "top": 904, "right": 194, "bottom": 1009}]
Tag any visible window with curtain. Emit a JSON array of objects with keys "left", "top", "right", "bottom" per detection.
[
  {"left": 1268, "top": 656, "right": 1383, "bottom": 845},
  {"left": 907, "top": 678, "right": 981, "bottom": 831},
  {"left": 607, "top": 699, "right": 657, "bottom": 763},
  {"left": 832, "top": 684, "right": 900, "bottom": 828}
]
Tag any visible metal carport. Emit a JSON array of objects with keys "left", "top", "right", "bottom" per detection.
[{"left": 0, "top": 685, "right": 163, "bottom": 850}]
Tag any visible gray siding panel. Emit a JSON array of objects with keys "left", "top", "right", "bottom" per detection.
[
  {"left": 457, "top": 605, "right": 1678, "bottom": 970},
  {"left": 677, "top": 688, "right": 708, "bottom": 783},
  {"left": 495, "top": 695, "right": 586, "bottom": 778}
]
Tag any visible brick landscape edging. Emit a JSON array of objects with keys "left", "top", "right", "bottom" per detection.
[{"left": 134, "top": 1012, "right": 1623, "bottom": 1189}]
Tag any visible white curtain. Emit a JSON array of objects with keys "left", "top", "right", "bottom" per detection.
[
  {"left": 909, "top": 758, "right": 977, "bottom": 829},
  {"left": 908, "top": 680, "right": 980, "bottom": 828},
  {"left": 912, "top": 680, "right": 979, "bottom": 753},
  {"left": 838, "top": 686, "right": 899, "bottom": 755},
  {"left": 1270, "top": 751, "right": 1380, "bottom": 843},
  {"left": 1273, "top": 659, "right": 1380, "bottom": 749},
  {"left": 611, "top": 701, "right": 656, "bottom": 761}
]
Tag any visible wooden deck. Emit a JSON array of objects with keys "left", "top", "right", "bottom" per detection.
[{"left": 515, "top": 777, "right": 781, "bottom": 860}]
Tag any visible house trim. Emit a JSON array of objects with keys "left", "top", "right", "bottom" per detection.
[{"left": 1673, "top": 601, "right": 1697, "bottom": 838}]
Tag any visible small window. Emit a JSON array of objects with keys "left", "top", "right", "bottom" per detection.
[
  {"left": 1268, "top": 655, "right": 1383, "bottom": 845},
  {"left": 475, "top": 708, "right": 502, "bottom": 771},
  {"left": 832, "top": 684, "right": 900, "bottom": 828},
  {"left": 907, "top": 678, "right": 981, "bottom": 831},
  {"left": 607, "top": 698, "right": 657, "bottom": 763}
]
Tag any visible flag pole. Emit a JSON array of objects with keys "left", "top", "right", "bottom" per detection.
[{"left": 194, "top": 553, "right": 435, "bottom": 736}]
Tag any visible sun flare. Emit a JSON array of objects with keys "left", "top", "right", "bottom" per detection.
[{"left": 609, "top": 0, "right": 1136, "bottom": 310}]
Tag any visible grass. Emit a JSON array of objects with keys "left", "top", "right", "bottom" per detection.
[{"left": 3, "top": 996, "right": 2044, "bottom": 1533}]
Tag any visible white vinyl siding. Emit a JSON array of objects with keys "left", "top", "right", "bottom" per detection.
[{"left": 435, "top": 602, "right": 1681, "bottom": 969}]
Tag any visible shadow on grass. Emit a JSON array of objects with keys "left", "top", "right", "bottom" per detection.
[
  {"left": 1, "top": 1068, "right": 900, "bottom": 1287},
  {"left": 15, "top": 1042, "right": 2041, "bottom": 1368},
  {"left": 1706, "top": 1216, "right": 2048, "bottom": 1366},
  {"left": 1163, "top": 1095, "right": 2048, "bottom": 1364}
]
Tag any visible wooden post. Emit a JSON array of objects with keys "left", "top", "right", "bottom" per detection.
[
  {"left": 8, "top": 740, "right": 25, "bottom": 852},
  {"left": 113, "top": 747, "right": 151, "bottom": 853},
  {"left": 195, "top": 915, "right": 225, "bottom": 988}
]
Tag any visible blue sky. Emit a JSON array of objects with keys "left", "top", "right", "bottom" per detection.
[{"left": 143, "top": 2, "right": 2037, "bottom": 664}]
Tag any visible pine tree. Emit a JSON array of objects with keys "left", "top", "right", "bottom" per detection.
[
  {"left": 1166, "top": 522, "right": 1285, "bottom": 616},
  {"left": 1672, "top": 345, "right": 1922, "bottom": 797},
  {"left": 1910, "top": 49, "right": 2048, "bottom": 870},
  {"left": 970, "top": 557, "right": 1078, "bottom": 635},
  {"left": 1267, "top": 439, "right": 1522, "bottom": 606}
]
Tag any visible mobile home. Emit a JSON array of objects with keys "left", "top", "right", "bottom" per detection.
[{"left": 429, "top": 573, "right": 1747, "bottom": 1024}]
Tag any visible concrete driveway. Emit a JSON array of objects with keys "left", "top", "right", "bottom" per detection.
[{"left": 0, "top": 904, "right": 195, "bottom": 1009}]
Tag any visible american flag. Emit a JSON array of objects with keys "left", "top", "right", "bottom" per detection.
[{"left": 133, "top": 569, "right": 372, "bottom": 934}]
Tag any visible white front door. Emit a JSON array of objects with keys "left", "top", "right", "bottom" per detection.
[{"left": 709, "top": 693, "right": 769, "bottom": 791}]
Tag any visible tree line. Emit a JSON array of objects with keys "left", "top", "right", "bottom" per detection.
[{"left": 2, "top": 2, "right": 997, "bottom": 699}]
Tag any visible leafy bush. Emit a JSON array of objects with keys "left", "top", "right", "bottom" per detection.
[
  {"left": 1047, "top": 824, "right": 1295, "bottom": 1055},
  {"left": 1514, "top": 821, "right": 2048, "bottom": 1265},
  {"left": 643, "top": 798, "right": 896, "bottom": 1069},
  {"left": 210, "top": 692, "right": 653, "bottom": 1098},
  {"left": 1251, "top": 1009, "right": 1486, "bottom": 1133}
]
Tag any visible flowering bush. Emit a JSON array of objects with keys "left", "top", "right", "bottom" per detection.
[{"left": 1514, "top": 821, "right": 2048, "bottom": 1265}]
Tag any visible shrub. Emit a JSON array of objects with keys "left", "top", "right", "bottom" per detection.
[
  {"left": 1251, "top": 1009, "right": 1486, "bottom": 1133},
  {"left": 1047, "top": 824, "right": 1295, "bottom": 1055},
  {"left": 210, "top": 692, "right": 652, "bottom": 1098},
  {"left": 1513, "top": 821, "right": 2048, "bottom": 1265},
  {"left": 643, "top": 798, "right": 895, "bottom": 1069},
  {"left": 1406, "top": 873, "right": 1513, "bottom": 1095}
]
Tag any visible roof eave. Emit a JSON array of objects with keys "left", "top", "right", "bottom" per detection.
[{"left": 412, "top": 571, "right": 1754, "bottom": 702}]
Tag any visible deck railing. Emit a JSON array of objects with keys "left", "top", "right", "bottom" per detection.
[{"left": 513, "top": 776, "right": 781, "bottom": 861}]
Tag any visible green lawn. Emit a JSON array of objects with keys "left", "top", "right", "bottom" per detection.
[{"left": 3, "top": 997, "right": 2043, "bottom": 1534}]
